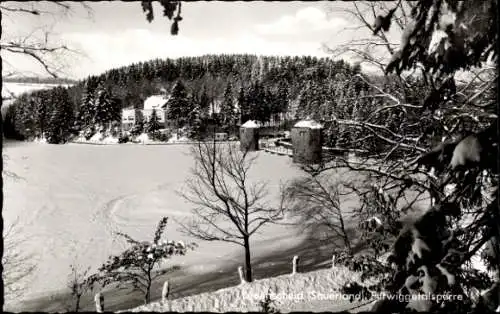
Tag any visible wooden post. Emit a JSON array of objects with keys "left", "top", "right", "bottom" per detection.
[
  {"left": 332, "top": 254, "right": 336, "bottom": 269},
  {"left": 94, "top": 292, "right": 104, "bottom": 313},
  {"left": 162, "top": 280, "right": 170, "bottom": 303},
  {"left": 214, "top": 297, "right": 220, "bottom": 312},
  {"left": 292, "top": 255, "right": 299, "bottom": 275},
  {"left": 238, "top": 266, "right": 246, "bottom": 284}
]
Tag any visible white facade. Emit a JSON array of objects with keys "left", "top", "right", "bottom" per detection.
[
  {"left": 122, "top": 109, "right": 136, "bottom": 123},
  {"left": 215, "top": 132, "right": 228, "bottom": 141},
  {"left": 121, "top": 94, "right": 170, "bottom": 131},
  {"left": 122, "top": 109, "right": 136, "bottom": 130},
  {"left": 143, "top": 109, "right": 166, "bottom": 123},
  {"left": 143, "top": 95, "right": 168, "bottom": 124}
]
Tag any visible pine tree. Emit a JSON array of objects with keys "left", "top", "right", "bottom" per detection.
[
  {"left": 247, "top": 80, "right": 268, "bottom": 122},
  {"left": 295, "top": 82, "right": 310, "bottom": 120},
  {"left": 274, "top": 82, "right": 289, "bottom": 124},
  {"left": 130, "top": 110, "right": 144, "bottom": 136},
  {"left": 187, "top": 105, "right": 204, "bottom": 140},
  {"left": 183, "top": 94, "right": 197, "bottom": 123},
  {"left": 93, "top": 82, "right": 119, "bottom": 131},
  {"left": 145, "top": 109, "right": 162, "bottom": 135},
  {"left": 220, "top": 82, "right": 235, "bottom": 128},
  {"left": 46, "top": 87, "right": 75, "bottom": 144},
  {"left": 78, "top": 83, "right": 95, "bottom": 130},
  {"left": 238, "top": 86, "right": 249, "bottom": 124},
  {"left": 261, "top": 86, "right": 273, "bottom": 123},
  {"left": 166, "top": 80, "right": 189, "bottom": 127},
  {"left": 33, "top": 92, "right": 49, "bottom": 138},
  {"left": 296, "top": 81, "right": 324, "bottom": 120},
  {"left": 198, "top": 87, "right": 211, "bottom": 118}
]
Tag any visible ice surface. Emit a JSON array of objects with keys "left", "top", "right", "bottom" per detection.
[{"left": 3, "top": 142, "right": 305, "bottom": 305}]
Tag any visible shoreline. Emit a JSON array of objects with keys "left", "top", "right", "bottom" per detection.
[
  {"left": 13, "top": 230, "right": 334, "bottom": 312},
  {"left": 69, "top": 139, "right": 240, "bottom": 146}
]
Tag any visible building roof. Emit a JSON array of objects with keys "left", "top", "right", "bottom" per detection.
[
  {"left": 241, "top": 120, "right": 261, "bottom": 128},
  {"left": 144, "top": 95, "right": 169, "bottom": 110},
  {"left": 294, "top": 119, "right": 323, "bottom": 129}
]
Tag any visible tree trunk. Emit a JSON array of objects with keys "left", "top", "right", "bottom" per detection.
[
  {"left": 243, "top": 236, "right": 253, "bottom": 282},
  {"left": 74, "top": 295, "right": 81, "bottom": 312},
  {"left": 145, "top": 272, "right": 152, "bottom": 304},
  {"left": 344, "top": 234, "right": 353, "bottom": 255},
  {"left": 494, "top": 196, "right": 500, "bottom": 282},
  {"left": 145, "top": 285, "right": 151, "bottom": 305},
  {"left": 338, "top": 212, "right": 352, "bottom": 254}
]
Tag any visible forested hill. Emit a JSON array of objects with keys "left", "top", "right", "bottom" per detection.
[
  {"left": 70, "top": 54, "right": 364, "bottom": 112},
  {"left": 5, "top": 55, "right": 361, "bottom": 137},
  {"left": 5, "top": 53, "right": 431, "bottom": 152}
]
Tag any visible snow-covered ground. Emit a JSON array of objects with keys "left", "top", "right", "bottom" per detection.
[
  {"left": 2, "top": 82, "right": 71, "bottom": 99},
  {"left": 5, "top": 141, "right": 493, "bottom": 311},
  {"left": 129, "top": 266, "right": 378, "bottom": 313},
  {"left": 3, "top": 142, "right": 310, "bottom": 308},
  {"left": 72, "top": 132, "right": 191, "bottom": 145}
]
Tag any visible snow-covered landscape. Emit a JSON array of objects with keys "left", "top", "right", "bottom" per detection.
[
  {"left": 2, "top": 1, "right": 498, "bottom": 313},
  {"left": 71, "top": 132, "right": 192, "bottom": 145},
  {"left": 2, "top": 82, "right": 71, "bottom": 99},
  {"left": 3, "top": 142, "right": 310, "bottom": 309},
  {"left": 128, "top": 265, "right": 378, "bottom": 313}
]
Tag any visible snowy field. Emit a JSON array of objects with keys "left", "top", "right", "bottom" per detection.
[
  {"left": 2, "top": 82, "right": 70, "bottom": 98},
  {"left": 3, "top": 142, "right": 311, "bottom": 307}
]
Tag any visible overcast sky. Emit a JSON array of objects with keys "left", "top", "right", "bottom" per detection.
[{"left": 2, "top": 1, "right": 399, "bottom": 80}]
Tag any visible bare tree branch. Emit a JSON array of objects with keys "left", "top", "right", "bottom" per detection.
[
  {"left": 3, "top": 217, "right": 39, "bottom": 305},
  {"left": 1, "top": 2, "right": 93, "bottom": 78},
  {"left": 179, "top": 141, "right": 286, "bottom": 282}
]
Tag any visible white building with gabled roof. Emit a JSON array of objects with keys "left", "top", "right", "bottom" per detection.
[
  {"left": 121, "top": 94, "right": 170, "bottom": 131},
  {"left": 144, "top": 95, "right": 169, "bottom": 110},
  {"left": 143, "top": 94, "right": 169, "bottom": 124}
]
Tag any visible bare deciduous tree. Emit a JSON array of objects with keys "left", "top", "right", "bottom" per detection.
[
  {"left": 325, "top": 1, "right": 413, "bottom": 73},
  {"left": 66, "top": 263, "right": 92, "bottom": 312},
  {"left": 284, "top": 171, "right": 354, "bottom": 253},
  {"left": 179, "top": 141, "right": 286, "bottom": 282},
  {"left": 3, "top": 217, "right": 38, "bottom": 306},
  {"left": 319, "top": 1, "right": 498, "bottom": 311},
  {"left": 0, "top": 1, "right": 94, "bottom": 78}
]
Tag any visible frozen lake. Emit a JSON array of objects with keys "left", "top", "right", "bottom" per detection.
[{"left": 3, "top": 142, "right": 307, "bottom": 304}]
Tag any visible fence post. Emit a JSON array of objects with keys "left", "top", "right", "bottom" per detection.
[
  {"left": 162, "top": 280, "right": 170, "bottom": 303},
  {"left": 292, "top": 255, "right": 299, "bottom": 275},
  {"left": 238, "top": 266, "right": 246, "bottom": 284},
  {"left": 332, "top": 254, "right": 336, "bottom": 269},
  {"left": 94, "top": 292, "right": 104, "bottom": 313}
]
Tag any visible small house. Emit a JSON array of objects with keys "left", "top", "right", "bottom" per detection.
[{"left": 121, "top": 94, "right": 170, "bottom": 131}]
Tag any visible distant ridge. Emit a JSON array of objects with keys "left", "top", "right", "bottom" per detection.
[{"left": 2, "top": 76, "right": 77, "bottom": 85}]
